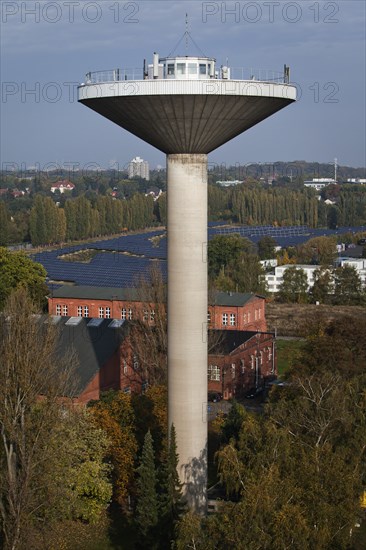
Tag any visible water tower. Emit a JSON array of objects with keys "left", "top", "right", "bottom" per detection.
[{"left": 78, "top": 48, "right": 296, "bottom": 511}]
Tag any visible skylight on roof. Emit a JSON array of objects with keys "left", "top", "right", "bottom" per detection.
[
  {"left": 65, "top": 317, "right": 83, "bottom": 326},
  {"left": 87, "top": 318, "right": 104, "bottom": 328},
  {"left": 108, "top": 319, "right": 125, "bottom": 329}
]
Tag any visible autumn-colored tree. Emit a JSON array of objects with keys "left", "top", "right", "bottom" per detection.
[{"left": 89, "top": 390, "right": 137, "bottom": 507}]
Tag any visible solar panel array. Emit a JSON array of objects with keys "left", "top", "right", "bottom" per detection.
[{"left": 33, "top": 225, "right": 365, "bottom": 289}]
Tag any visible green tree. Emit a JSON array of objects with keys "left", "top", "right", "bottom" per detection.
[
  {"left": 135, "top": 430, "right": 159, "bottom": 544},
  {"left": 0, "top": 288, "right": 112, "bottom": 549},
  {"left": 278, "top": 266, "right": 308, "bottom": 303},
  {"left": 257, "top": 235, "right": 277, "bottom": 260},
  {"left": 333, "top": 265, "right": 363, "bottom": 305},
  {"left": 160, "top": 424, "right": 185, "bottom": 519},
  {"left": 298, "top": 236, "right": 337, "bottom": 265},
  {"left": 311, "top": 266, "right": 333, "bottom": 303},
  {"left": 0, "top": 201, "right": 9, "bottom": 246},
  {"left": 0, "top": 247, "right": 48, "bottom": 310},
  {"left": 208, "top": 234, "right": 251, "bottom": 278}
]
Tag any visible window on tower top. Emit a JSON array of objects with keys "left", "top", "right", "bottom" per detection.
[{"left": 177, "top": 63, "right": 186, "bottom": 75}]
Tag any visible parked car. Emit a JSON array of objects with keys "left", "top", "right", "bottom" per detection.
[{"left": 208, "top": 391, "right": 223, "bottom": 403}]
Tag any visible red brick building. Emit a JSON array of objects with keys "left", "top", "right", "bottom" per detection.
[
  {"left": 208, "top": 330, "right": 276, "bottom": 400},
  {"left": 52, "top": 315, "right": 275, "bottom": 404},
  {"left": 49, "top": 287, "right": 274, "bottom": 403},
  {"left": 48, "top": 286, "right": 267, "bottom": 332}
]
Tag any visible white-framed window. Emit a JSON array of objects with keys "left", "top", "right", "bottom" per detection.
[
  {"left": 150, "top": 309, "right": 155, "bottom": 321},
  {"left": 62, "top": 305, "right": 68, "bottom": 316},
  {"left": 248, "top": 312, "right": 251, "bottom": 323},
  {"left": 260, "top": 351, "right": 263, "bottom": 365},
  {"left": 56, "top": 304, "right": 61, "bottom": 315},
  {"left": 84, "top": 306, "right": 89, "bottom": 317},
  {"left": 177, "top": 63, "right": 186, "bottom": 75},
  {"left": 243, "top": 313, "right": 247, "bottom": 324},
  {"left": 258, "top": 308, "right": 261, "bottom": 319},
  {"left": 77, "top": 306, "right": 83, "bottom": 317},
  {"left": 133, "top": 355, "right": 139, "bottom": 370},
  {"left": 231, "top": 363, "right": 236, "bottom": 379},
  {"left": 188, "top": 62, "right": 197, "bottom": 75},
  {"left": 123, "top": 360, "right": 128, "bottom": 374},
  {"left": 251, "top": 355, "right": 255, "bottom": 369},
  {"left": 222, "top": 313, "right": 228, "bottom": 326},
  {"left": 207, "top": 310, "right": 211, "bottom": 324},
  {"left": 199, "top": 63, "right": 207, "bottom": 75},
  {"left": 229, "top": 313, "right": 236, "bottom": 326},
  {"left": 208, "top": 364, "right": 220, "bottom": 381},
  {"left": 254, "top": 309, "right": 258, "bottom": 321},
  {"left": 128, "top": 308, "right": 133, "bottom": 320},
  {"left": 143, "top": 310, "right": 149, "bottom": 321},
  {"left": 105, "top": 307, "right": 111, "bottom": 319},
  {"left": 121, "top": 308, "right": 126, "bottom": 320},
  {"left": 167, "top": 64, "right": 174, "bottom": 75},
  {"left": 268, "top": 346, "right": 273, "bottom": 361},
  {"left": 98, "top": 307, "right": 104, "bottom": 318}
]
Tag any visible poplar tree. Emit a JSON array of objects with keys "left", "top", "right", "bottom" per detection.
[
  {"left": 0, "top": 202, "right": 9, "bottom": 246},
  {"left": 160, "top": 424, "right": 185, "bottom": 522},
  {"left": 135, "top": 430, "right": 159, "bottom": 543}
]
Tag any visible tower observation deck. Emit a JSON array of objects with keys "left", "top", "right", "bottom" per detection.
[{"left": 78, "top": 51, "right": 296, "bottom": 512}]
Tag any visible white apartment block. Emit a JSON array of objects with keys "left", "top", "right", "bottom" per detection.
[
  {"left": 304, "top": 178, "right": 336, "bottom": 191},
  {"left": 335, "top": 257, "right": 366, "bottom": 287},
  {"left": 128, "top": 156, "right": 150, "bottom": 181},
  {"left": 266, "top": 260, "right": 366, "bottom": 293},
  {"left": 265, "top": 264, "right": 319, "bottom": 293}
]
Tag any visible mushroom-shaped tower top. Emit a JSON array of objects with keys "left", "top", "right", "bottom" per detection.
[{"left": 78, "top": 52, "right": 296, "bottom": 154}]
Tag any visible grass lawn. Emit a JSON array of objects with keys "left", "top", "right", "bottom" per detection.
[{"left": 276, "top": 339, "right": 306, "bottom": 377}]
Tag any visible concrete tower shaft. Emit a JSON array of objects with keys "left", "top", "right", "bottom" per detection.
[
  {"left": 78, "top": 56, "right": 296, "bottom": 512},
  {"left": 167, "top": 154, "right": 208, "bottom": 510}
]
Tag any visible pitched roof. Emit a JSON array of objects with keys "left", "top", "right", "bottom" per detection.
[
  {"left": 211, "top": 291, "right": 261, "bottom": 307},
  {"left": 51, "top": 286, "right": 142, "bottom": 301},
  {"left": 209, "top": 330, "right": 273, "bottom": 355},
  {"left": 51, "top": 285, "right": 262, "bottom": 307},
  {"left": 53, "top": 316, "right": 128, "bottom": 396}
]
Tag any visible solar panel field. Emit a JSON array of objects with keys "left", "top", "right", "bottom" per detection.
[{"left": 33, "top": 225, "right": 366, "bottom": 288}]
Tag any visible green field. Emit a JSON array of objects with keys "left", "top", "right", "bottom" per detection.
[{"left": 276, "top": 338, "right": 306, "bottom": 377}]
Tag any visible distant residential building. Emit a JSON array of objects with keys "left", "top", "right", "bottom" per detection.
[
  {"left": 128, "top": 156, "right": 150, "bottom": 181},
  {"left": 304, "top": 178, "right": 336, "bottom": 191},
  {"left": 266, "top": 258, "right": 366, "bottom": 293},
  {"left": 347, "top": 178, "right": 366, "bottom": 184},
  {"left": 216, "top": 180, "right": 242, "bottom": 187},
  {"left": 335, "top": 257, "right": 366, "bottom": 287},
  {"left": 265, "top": 264, "right": 320, "bottom": 293},
  {"left": 260, "top": 258, "right": 278, "bottom": 269},
  {"left": 50, "top": 180, "right": 75, "bottom": 193}
]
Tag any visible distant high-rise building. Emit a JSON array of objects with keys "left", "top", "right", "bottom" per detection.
[{"left": 128, "top": 156, "right": 149, "bottom": 180}]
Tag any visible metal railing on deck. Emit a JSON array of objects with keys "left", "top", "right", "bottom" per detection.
[{"left": 83, "top": 66, "right": 290, "bottom": 85}]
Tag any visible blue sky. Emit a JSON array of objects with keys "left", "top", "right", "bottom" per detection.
[{"left": 1, "top": 1, "right": 365, "bottom": 171}]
